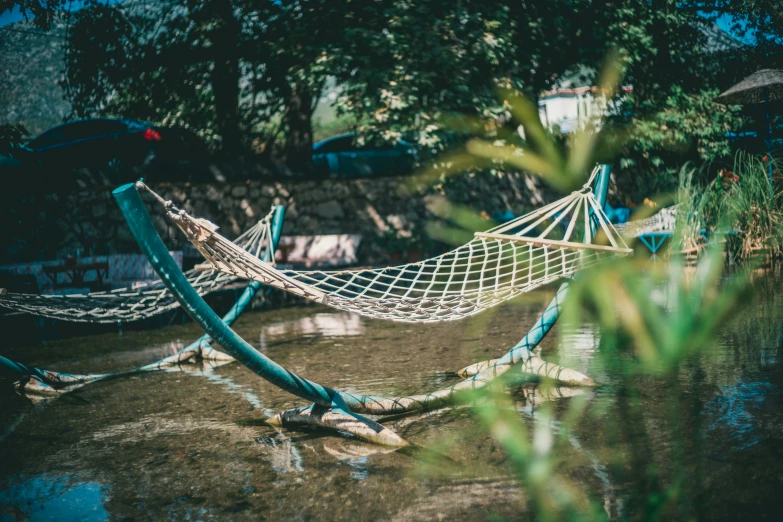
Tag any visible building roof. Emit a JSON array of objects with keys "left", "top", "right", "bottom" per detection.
[
  {"left": 540, "top": 86, "right": 633, "bottom": 100},
  {"left": 716, "top": 69, "right": 783, "bottom": 105}
]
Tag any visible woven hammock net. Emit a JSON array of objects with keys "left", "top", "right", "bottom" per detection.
[
  {"left": 153, "top": 168, "right": 632, "bottom": 323},
  {"left": 0, "top": 211, "right": 276, "bottom": 323},
  {"left": 614, "top": 205, "right": 678, "bottom": 238}
]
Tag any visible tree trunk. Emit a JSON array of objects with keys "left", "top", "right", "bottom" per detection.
[
  {"left": 282, "top": 82, "right": 315, "bottom": 167},
  {"left": 211, "top": 0, "right": 243, "bottom": 158}
]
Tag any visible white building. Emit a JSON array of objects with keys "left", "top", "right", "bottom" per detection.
[{"left": 538, "top": 86, "right": 631, "bottom": 134}]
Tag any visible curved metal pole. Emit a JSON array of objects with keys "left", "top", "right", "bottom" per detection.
[
  {"left": 496, "top": 282, "right": 570, "bottom": 367},
  {"left": 506, "top": 164, "right": 610, "bottom": 362},
  {"left": 114, "top": 183, "right": 345, "bottom": 408},
  {"left": 459, "top": 165, "right": 611, "bottom": 377},
  {"left": 113, "top": 183, "right": 408, "bottom": 446},
  {"left": 135, "top": 205, "right": 286, "bottom": 369},
  {"left": 0, "top": 355, "right": 47, "bottom": 382},
  {"left": 0, "top": 206, "right": 286, "bottom": 393}
]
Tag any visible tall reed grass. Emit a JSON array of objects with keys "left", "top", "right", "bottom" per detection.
[{"left": 676, "top": 153, "right": 782, "bottom": 261}]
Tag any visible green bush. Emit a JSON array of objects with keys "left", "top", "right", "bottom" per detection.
[{"left": 677, "top": 153, "right": 783, "bottom": 260}]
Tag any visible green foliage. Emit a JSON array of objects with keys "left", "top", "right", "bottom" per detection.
[
  {"left": 722, "top": 156, "right": 783, "bottom": 258},
  {"left": 685, "top": 0, "right": 783, "bottom": 57},
  {"left": 411, "top": 57, "right": 624, "bottom": 194},
  {"left": 57, "top": 2, "right": 719, "bottom": 163},
  {"left": 0, "top": 0, "right": 66, "bottom": 29},
  {"left": 2, "top": 0, "right": 771, "bottom": 197},
  {"left": 630, "top": 88, "right": 741, "bottom": 164},
  {"left": 63, "top": 0, "right": 371, "bottom": 158},
  {"left": 614, "top": 88, "right": 745, "bottom": 202},
  {"left": 494, "top": 240, "right": 757, "bottom": 521},
  {"left": 677, "top": 153, "right": 783, "bottom": 259},
  {"left": 337, "top": 1, "right": 621, "bottom": 152},
  {"left": 422, "top": 76, "right": 774, "bottom": 520},
  {"left": 312, "top": 114, "right": 357, "bottom": 144},
  {"left": 0, "top": 122, "right": 29, "bottom": 156}
]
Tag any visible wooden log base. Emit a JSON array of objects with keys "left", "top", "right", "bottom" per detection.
[
  {"left": 457, "top": 356, "right": 597, "bottom": 387},
  {"left": 457, "top": 358, "right": 502, "bottom": 378},
  {"left": 14, "top": 375, "right": 66, "bottom": 396},
  {"left": 266, "top": 404, "right": 410, "bottom": 447},
  {"left": 199, "top": 345, "right": 236, "bottom": 362},
  {"left": 342, "top": 364, "right": 512, "bottom": 416}
]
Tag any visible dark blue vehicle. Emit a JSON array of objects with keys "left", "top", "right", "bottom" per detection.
[
  {"left": 10, "top": 118, "right": 207, "bottom": 170},
  {"left": 312, "top": 133, "right": 417, "bottom": 178}
]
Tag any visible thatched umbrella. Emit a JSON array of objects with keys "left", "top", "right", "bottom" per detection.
[
  {"left": 716, "top": 69, "right": 783, "bottom": 180},
  {"left": 716, "top": 69, "right": 783, "bottom": 105}
]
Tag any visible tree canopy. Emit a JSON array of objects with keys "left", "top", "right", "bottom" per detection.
[{"left": 4, "top": 0, "right": 782, "bottom": 192}]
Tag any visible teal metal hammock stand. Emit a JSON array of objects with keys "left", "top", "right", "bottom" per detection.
[
  {"left": 0, "top": 206, "right": 286, "bottom": 396},
  {"left": 102, "top": 165, "right": 618, "bottom": 447},
  {"left": 1, "top": 167, "right": 619, "bottom": 447}
]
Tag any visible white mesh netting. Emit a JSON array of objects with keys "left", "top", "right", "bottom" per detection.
[
  {"left": 153, "top": 168, "right": 632, "bottom": 323},
  {"left": 0, "top": 210, "right": 276, "bottom": 323},
  {"left": 614, "top": 205, "right": 679, "bottom": 238}
]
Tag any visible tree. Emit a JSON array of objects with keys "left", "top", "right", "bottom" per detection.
[
  {"left": 683, "top": 0, "right": 783, "bottom": 59},
  {"left": 59, "top": 0, "right": 765, "bottom": 189},
  {"left": 332, "top": 2, "right": 738, "bottom": 155},
  {"left": 63, "top": 0, "right": 384, "bottom": 162},
  {"left": 1, "top": 0, "right": 66, "bottom": 29},
  {"left": 0, "top": 122, "right": 28, "bottom": 156},
  {"left": 598, "top": 0, "right": 748, "bottom": 199},
  {"left": 333, "top": 1, "right": 612, "bottom": 149},
  {"left": 65, "top": 0, "right": 251, "bottom": 156}
]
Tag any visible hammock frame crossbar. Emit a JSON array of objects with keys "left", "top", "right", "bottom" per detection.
[{"left": 614, "top": 205, "right": 679, "bottom": 238}]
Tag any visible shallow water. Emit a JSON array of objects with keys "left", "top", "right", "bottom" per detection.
[{"left": 1, "top": 273, "right": 782, "bottom": 521}]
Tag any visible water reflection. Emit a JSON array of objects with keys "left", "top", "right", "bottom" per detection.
[
  {"left": 705, "top": 381, "right": 776, "bottom": 451},
  {"left": 259, "top": 312, "right": 364, "bottom": 351},
  {"left": 255, "top": 434, "right": 305, "bottom": 475},
  {"left": 96, "top": 340, "right": 188, "bottom": 368},
  {"left": 555, "top": 324, "right": 602, "bottom": 383},
  {"left": 164, "top": 361, "right": 270, "bottom": 415},
  {"left": 568, "top": 433, "right": 623, "bottom": 519},
  {"left": 0, "top": 473, "right": 108, "bottom": 522},
  {"left": 1, "top": 271, "right": 783, "bottom": 520},
  {"left": 322, "top": 439, "right": 397, "bottom": 481}
]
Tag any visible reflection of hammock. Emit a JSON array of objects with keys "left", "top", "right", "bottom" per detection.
[
  {"left": 147, "top": 167, "right": 631, "bottom": 323},
  {"left": 0, "top": 211, "right": 275, "bottom": 323}
]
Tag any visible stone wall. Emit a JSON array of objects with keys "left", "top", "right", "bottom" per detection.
[{"left": 1, "top": 171, "right": 556, "bottom": 265}]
